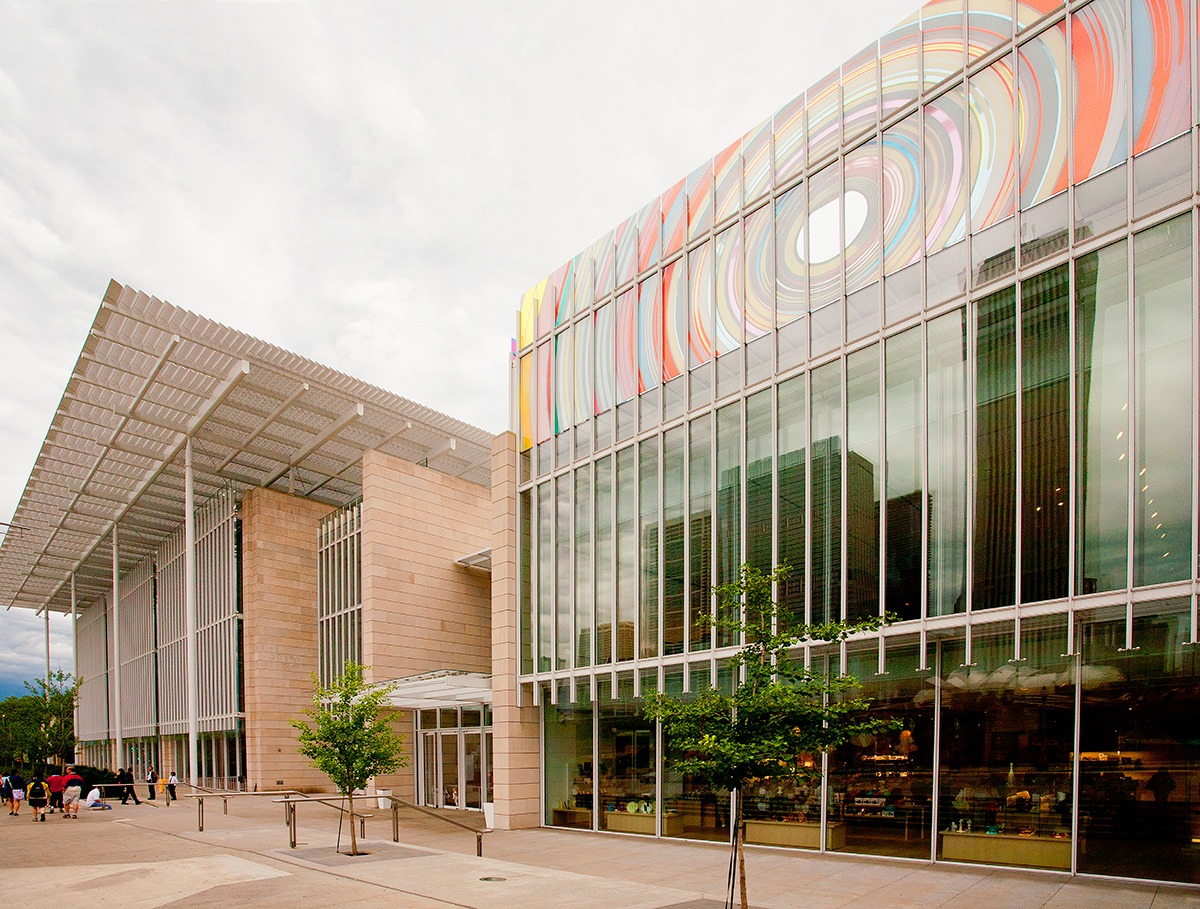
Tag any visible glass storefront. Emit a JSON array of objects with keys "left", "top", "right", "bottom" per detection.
[{"left": 544, "top": 602, "right": 1200, "bottom": 885}]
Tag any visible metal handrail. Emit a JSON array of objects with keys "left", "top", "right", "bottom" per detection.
[
  {"left": 383, "top": 795, "right": 492, "bottom": 856},
  {"left": 269, "top": 793, "right": 493, "bottom": 856},
  {"left": 273, "top": 795, "right": 378, "bottom": 849},
  {"left": 187, "top": 789, "right": 304, "bottom": 831}
]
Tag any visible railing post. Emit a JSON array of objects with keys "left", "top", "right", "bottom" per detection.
[
  {"left": 476, "top": 832, "right": 483, "bottom": 857},
  {"left": 197, "top": 796, "right": 204, "bottom": 832},
  {"left": 392, "top": 803, "right": 399, "bottom": 842},
  {"left": 288, "top": 802, "right": 297, "bottom": 849},
  {"left": 359, "top": 814, "right": 366, "bottom": 839}
]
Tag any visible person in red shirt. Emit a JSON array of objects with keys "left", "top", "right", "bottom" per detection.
[
  {"left": 60, "top": 767, "right": 84, "bottom": 818},
  {"left": 46, "top": 770, "right": 65, "bottom": 815}
]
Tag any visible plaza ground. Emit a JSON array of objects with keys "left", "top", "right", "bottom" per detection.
[{"left": 3, "top": 794, "right": 1200, "bottom": 908}]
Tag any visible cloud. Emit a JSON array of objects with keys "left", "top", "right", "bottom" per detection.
[{"left": 0, "top": 610, "right": 74, "bottom": 699}]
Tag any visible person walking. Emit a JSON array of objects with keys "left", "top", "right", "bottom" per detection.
[
  {"left": 61, "top": 767, "right": 84, "bottom": 818},
  {"left": 145, "top": 766, "right": 158, "bottom": 801},
  {"left": 8, "top": 770, "right": 25, "bottom": 816},
  {"left": 126, "top": 767, "right": 141, "bottom": 805},
  {"left": 26, "top": 776, "right": 49, "bottom": 822},
  {"left": 167, "top": 770, "right": 179, "bottom": 804},
  {"left": 116, "top": 768, "right": 128, "bottom": 804},
  {"left": 47, "top": 769, "right": 64, "bottom": 815}
]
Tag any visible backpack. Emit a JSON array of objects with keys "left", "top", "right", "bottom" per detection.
[{"left": 29, "top": 781, "right": 48, "bottom": 801}]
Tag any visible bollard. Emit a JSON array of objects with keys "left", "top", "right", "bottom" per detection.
[
  {"left": 392, "top": 804, "right": 399, "bottom": 843},
  {"left": 197, "top": 796, "right": 205, "bottom": 832},
  {"left": 223, "top": 797, "right": 229, "bottom": 816},
  {"left": 288, "top": 802, "right": 297, "bottom": 849},
  {"left": 359, "top": 814, "right": 366, "bottom": 839},
  {"left": 476, "top": 832, "right": 482, "bottom": 857}
]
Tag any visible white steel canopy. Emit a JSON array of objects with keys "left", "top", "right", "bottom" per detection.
[
  {"left": 379, "top": 669, "right": 493, "bottom": 709},
  {"left": 1, "top": 280, "right": 494, "bottom": 616}
]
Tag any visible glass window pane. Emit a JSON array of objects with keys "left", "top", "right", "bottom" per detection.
[
  {"left": 881, "top": 11, "right": 921, "bottom": 117},
  {"left": 1131, "top": 0, "right": 1192, "bottom": 154},
  {"left": 662, "top": 178, "right": 686, "bottom": 259},
  {"left": 687, "top": 159, "right": 714, "bottom": 244},
  {"left": 545, "top": 698, "right": 593, "bottom": 829},
  {"left": 744, "top": 205, "right": 774, "bottom": 340},
  {"left": 575, "top": 466, "right": 594, "bottom": 668},
  {"left": 1075, "top": 240, "right": 1129, "bottom": 594},
  {"left": 716, "top": 403, "right": 742, "bottom": 648},
  {"left": 746, "top": 389, "right": 773, "bottom": 575},
  {"left": 537, "top": 482, "right": 553, "bottom": 671},
  {"left": 807, "top": 68, "right": 842, "bottom": 166},
  {"left": 882, "top": 114, "right": 923, "bottom": 276},
  {"left": 594, "top": 304, "right": 614, "bottom": 415},
  {"left": 1072, "top": 0, "right": 1129, "bottom": 182},
  {"left": 778, "top": 375, "right": 808, "bottom": 627},
  {"left": 636, "top": 197, "right": 661, "bottom": 276},
  {"left": 691, "top": 243, "right": 705, "bottom": 371},
  {"left": 556, "top": 476, "right": 572, "bottom": 669},
  {"left": 689, "top": 416, "right": 712, "bottom": 652},
  {"left": 885, "top": 327, "right": 923, "bottom": 622},
  {"left": 595, "top": 456, "right": 614, "bottom": 665},
  {"left": 1078, "top": 604, "right": 1200, "bottom": 883},
  {"left": 1133, "top": 214, "right": 1193, "bottom": 585},
  {"left": 776, "top": 184, "right": 806, "bottom": 327},
  {"left": 847, "top": 347, "right": 881, "bottom": 622},
  {"left": 616, "top": 290, "right": 637, "bottom": 405},
  {"left": 927, "top": 310, "right": 968, "bottom": 616},
  {"left": 811, "top": 361, "right": 843, "bottom": 624},
  {"left": 638, "top": 275, "right": 662, "bottom": 393},
  {"left": 925, "top": 87, "right": 967, "bottom": 253},
  {"left": 938, "top": 627, "right": 1074, "bottom": 870},
  {"left": 520, "top": 489, "right": 532, "bottom": 673},
  {"left": 639, "top": 439, "right": 659, "bottom": 660},
  {"left": 845, "top": 139, "right": 882, "bottom": 294},
  {"left": 597, "top": 678, "right": 656, "bottom": 835},
  {"left": 616, "top": 447, "right": 637, "bottom": 662},
  {"left": 974, "top": 286, "right": 1017, "bottom": 609},
  {"left": 808, "top": 163, "right": 843, "bottom": 311},
  {"left": 1021, "top": 265, "right": 1071, "bottom": 604},
  {"left": 714, "top": 138, "right": 742, "bottom": 225},
  {"left": 922, "top": 0, "right": 966, "bottom": 90},
  {"left": 1017, "top": 22, "right": 1069, "bottom": 210},
  {"left": 663, "top": 426, "right": 686, "bottom": 656},
  {"left": 662, "top": 259, "right": 687, "bottom": 382},
  {"left": 969, "top": 55, "right": 1017, "bottom": 230},
  {"left": 743, "top": 118, "right": 773, "bottom": 206},
  {"left": 715, "top": 224, "right": 743, "bottom": 356}
]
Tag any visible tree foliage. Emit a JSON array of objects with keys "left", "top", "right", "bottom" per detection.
[
  {"left": 0, "top": 671, "right": 79, "bottom": 773},
  {"left": 644, "top": 564, "right": 894, "bottom": 909},
  {"left": 291, "top": 662, "right": 408, "bottom": 855}
]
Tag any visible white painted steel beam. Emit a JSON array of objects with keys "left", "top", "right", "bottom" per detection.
[
  {"left": 185, "top": 439, "right": 199, "bottom": 786},
  {"left": 262, "top": 401, "right": 364, "bottom": 489}
]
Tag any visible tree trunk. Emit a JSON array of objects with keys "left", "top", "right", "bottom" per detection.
[
  {"left": 737, "top": 795, "right": 748, "bottom": 909},
  {"left": 347, "top": 790, "right": 358, "bottom": 855}
]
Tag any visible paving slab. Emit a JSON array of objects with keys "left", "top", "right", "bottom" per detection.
[{"left": 3, "top": 796, "right": 1200, "bottom": 909}]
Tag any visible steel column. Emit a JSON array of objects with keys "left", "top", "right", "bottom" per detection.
[{"left": 185, "top": 439, "right": 200, "bottom": 787}]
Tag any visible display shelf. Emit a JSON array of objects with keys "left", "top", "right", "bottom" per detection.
[
  {"left": 941, "top": 830, "right": 1071, "bottom": 869},
  {"left": 605, "top": 810, "right": 684, "bottom": 836},
  {"left": 745, "top": 818, "right": 845, "bottom": 849},
  {"left": 551, "top": 807, "right": 593, "bottom": 827}
]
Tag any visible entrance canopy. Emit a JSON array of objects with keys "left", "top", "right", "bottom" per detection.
[
  {"left": 379, "top": 670, "right": 493, "bottom": 709},
  {"left": 0, "top": 281, "right": 493, "bottom": 615}
]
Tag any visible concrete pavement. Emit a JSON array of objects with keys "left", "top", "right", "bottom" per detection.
[{"left": 3, "top": 795, "right": 1200, "bottom": 908}]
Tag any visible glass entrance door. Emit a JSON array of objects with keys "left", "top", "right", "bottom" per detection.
[
  {"left": 416, "top": 705, "right": 492, "bottom": 811},
  {"left": 442, "top": 733, "right": 460, "bottom": 808},
  {"left": 464, "top": 732, "right": 482, "bottom": 809},
  {"left": 422, "top": 733, "right": 438, "bottom": 807}
]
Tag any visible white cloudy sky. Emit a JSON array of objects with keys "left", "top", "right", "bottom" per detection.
[{"left": 0, "top": 0, "right": 915, "bottom": 696}]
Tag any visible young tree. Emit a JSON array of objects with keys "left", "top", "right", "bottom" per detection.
[
  {"left": 0, "top": 672, "right": 79, "bottom": 773},
  {"left": 25, "top": 671, "right": 80, "bottom": 772},
  {"left": 645, "top": 564, "right": 894, "bottom": 909},
  {"left": 291, "top": 662, "right": 408, "bottom": 855}
]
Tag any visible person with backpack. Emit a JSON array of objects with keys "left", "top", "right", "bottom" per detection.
[
  {"left": 8, "top": 770, "right": 25, "bottom": 816},
  {"left": 26, "top": 776, "right": 49, "bottom": 821}
]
